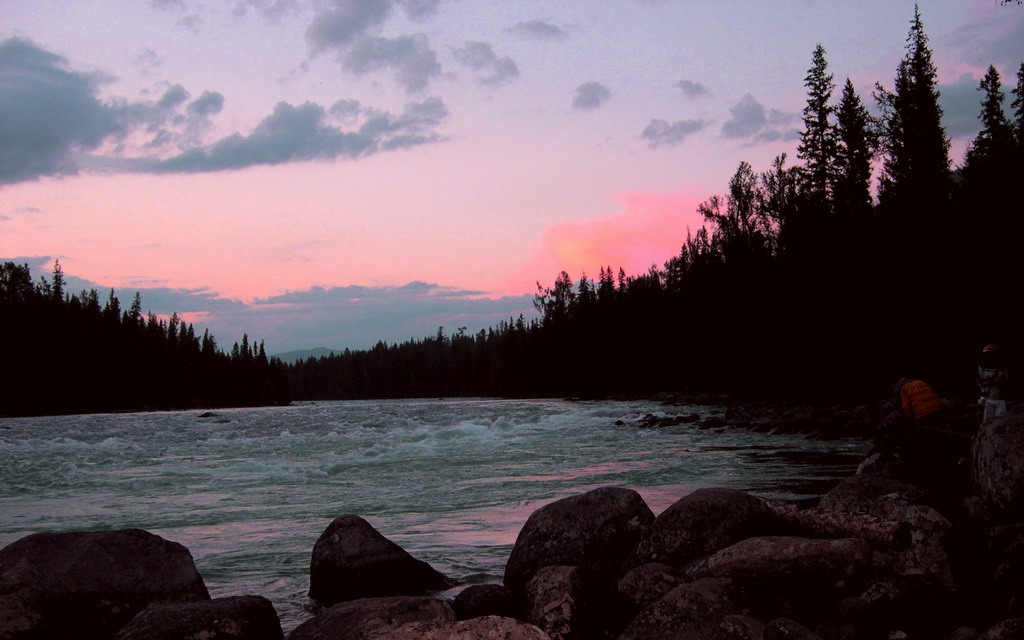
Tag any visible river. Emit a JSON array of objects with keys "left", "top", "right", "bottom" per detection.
[{"left": 0, "top": 398, "right": 869, "bottom": 633}]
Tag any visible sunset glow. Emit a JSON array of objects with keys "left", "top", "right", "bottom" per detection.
[{"left": 2, "top": 1, "right": 1021, "bottom": 351}]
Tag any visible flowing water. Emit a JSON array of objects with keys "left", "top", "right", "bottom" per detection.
[{"left": 0, "top": 398, "right": 869, "bottom": 633}]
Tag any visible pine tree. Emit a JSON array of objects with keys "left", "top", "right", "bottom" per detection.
[
  {"left": 50, "top": 260, "right": 66, "bottom": 303},
  {"left": 962, "top": 65, "right": 1014, "bottom": 183},
  {"left": 798, "top": 44, "right": 837, "bottom": 212},
  {"left": 874, "top": 5, "right": 951, "bottom": 215},
  {"left": 1012, "top": 62, "right": 1024, "bottom": 155},
  {"left": 833, "top": 79, "right": 875, "bottom": 219}
]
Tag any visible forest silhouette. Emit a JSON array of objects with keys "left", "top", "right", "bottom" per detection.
[
  {"left": 0, "top": 260, "right": 289, "bottom": 416},
  {"left": 3, "top": 8, "right": 1021, "bottom": 415},
  {"left": 288, "top": 8, "right": 1023, "bottom": 404}
]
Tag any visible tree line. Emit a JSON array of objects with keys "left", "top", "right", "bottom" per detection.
[
  {"left": 0, "top": 261, "right": 290, "bottom": 416},
  {"left": 289, "top": 7, "right": 1024, "bottom": 403}
]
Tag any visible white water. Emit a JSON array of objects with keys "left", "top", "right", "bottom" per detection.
[{"left": 0, "top": 398, "right": 868, "bottom": 633}]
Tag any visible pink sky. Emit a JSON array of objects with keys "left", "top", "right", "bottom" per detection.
[{"left": 2, "top": 1, "right": 1021, "bottom": 351}]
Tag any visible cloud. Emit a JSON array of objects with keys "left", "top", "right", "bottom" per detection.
[
  {"left": 508, "top": 20, "right": 568, "bottom": 41},
  {"left": 245, "top": 283, "right": 537, "bottom": 351},
  {"left": 721, "top": 93, "right": 798, "bottom": 144},
  {"left": 0, "top": 38, "right": 119, "bottom": 185},
  {"left": 396, "top": 0, "right": 441, "bottom": 20},
  {"left": 187, "top": 90, "right": 225, "bottom": 117},
  {"left": 134, "top": 97, "right": 447, "bottom": 173},
  {"left": 305, "top": 0, "right": 392, "bottom": 53},
  {"left": 946, "top": 11, "right": 1024, "bottom": 71},
  {"left": 0, "top": 37, "right": 447, "bottom": 185},
  {"left": 343, "top": 34, "right": 441, "bottom": 93},
  {"left": 231, "top": 0, "right": 304, "bottom": 21},
  {"left": 573, "top": 81, "right": 611, "bottom": 110},
  {"left": 134, "top": 48, "right": 162, "bottom": 74},
  {"left": 677, "top": 79, "right": 710, "bottom": 99},
  {"left": 452, "top": 41, "right": 519, "bottom": 86},
  {"left": 641, "top": 118, "right": 707, "bottom": 148}
]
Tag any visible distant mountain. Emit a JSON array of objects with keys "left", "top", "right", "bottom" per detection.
[{"left": 272, "top": 347, "right": 338, "bottom": 364}]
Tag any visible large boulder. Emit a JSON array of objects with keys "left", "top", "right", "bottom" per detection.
[
  {"left": 818, "top": 473, "right": 933, "bottom": 516},
  {"left": 451, "top": 584, "right": 518, "bottom": 621},
  {"left": 617, "top": 577, "right": 743, "bottom": 640},
  {"left": 627, "top": 487, "right": 787, "bottom": 570},
  {"left": 706, "top": 536, "right": 872, "bottom": 584},
  {"left": 308, "top": 515, "right": 455, "bottom": 607},
  {"left": 523, "top": 566, "right": 584, "bottom": 640},
  {"left": 114, "top": 596, "right": 282, "bottom": 640},
  {"left": 503, "top": 487, "right": 654, "bottom": 597},
  {"left": 287, "top": 596, "right": 454, "bottom": 640},
  {"left": 616, "top": 563, "right": 688, "bottom": 612},
  {"left": 0, "top": 528, "right": 209, "bottom": 640},
  {"left": 374, "top": 615, "right": 551, "bottom": 640},
  {"left": 972, "top": 407, "right": 1024, "bottom": 520},
  {"left": 706, "top": 536, "right": 872, "bottom": 622}
]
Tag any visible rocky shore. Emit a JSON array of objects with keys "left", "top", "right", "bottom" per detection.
[{"left": 1, "top": 402, "right": 1021, "bottom": 640}]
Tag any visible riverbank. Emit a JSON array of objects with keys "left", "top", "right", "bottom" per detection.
[{"left": 0, "top": 399, "right": 1019, "bottom": 639}]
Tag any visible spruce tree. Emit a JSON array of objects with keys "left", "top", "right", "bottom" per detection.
[
  {"left": 874, "top": 5, "right": 951, "bottom": 215},
  {"left": 963, "top": 65, "right": 1013, "bottom": 175},
  {"left": 1012, "top": 62, "right": 1024, "bottom": 155},
  {"left": 834, "top": 79, "right": 875, "bottom": 219},
  {"left": 798, "top": 44, "right": 837, "bottom": 213}
]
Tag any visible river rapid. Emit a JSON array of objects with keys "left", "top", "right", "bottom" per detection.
[{"left": 0, "top": 398, "right": 870, "bottom": 633}]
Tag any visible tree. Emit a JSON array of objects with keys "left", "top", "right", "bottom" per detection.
[
  {"left": 798, "top": 44, "right": 837, "bottom": 212},
  {"left": 1012, "top": 62, "right": 1024, "bottom": 152},
  {"left": 874, "top": 5, "right": 951, "bottom": 215},
  {"left": 50, "top": 260, "right": 66, "bottom": 303},
  {"left": 963, "top": 65, "right": 1014, "bottom": 174},
  {"left": 833, "top": 79, "right": 876, "bottom": 219}
]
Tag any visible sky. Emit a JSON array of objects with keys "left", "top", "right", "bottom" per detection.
[{"left": 2, "top": 1, "right": 1023, "bottom": 354}]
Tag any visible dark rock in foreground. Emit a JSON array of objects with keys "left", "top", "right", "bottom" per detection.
[
  {"left": 308, "top": 515, "right": 455, "bottom": 607},
  {"left": 972, "top": 408, "right": 1024, "bottom": 520},
  {"left": 114, "top": 596, "right": 283, "bottom": 640},
  {"left": 503, "top": 486, "right": 654, "bottom": 597},
  {"left": 0, "top": 528, "right": 209, "bottom": 640},
  {"left": 451, "top": 584, "right": 518, "bottom": 621},
  {"left": 373, "top": 615, "right": 551, "bottom": 640},
  {"left": 627, "top": 487, "right": 788, "bottom": 570},
  {"left": 287, "top": 596, "right": 453, "bottom": 640}
]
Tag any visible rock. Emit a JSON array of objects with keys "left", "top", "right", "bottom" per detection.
[
  {"left": 287, "top": 596, "right": 454, "bottom": 640},
  {"left": 706, "top": 536, "right": 872, "bottom": 622},
  {"left": 627, "top": 487, "right": 786, "bottom": 570},
  {"left": 972, "top": 407, "right": 1024, "bottom": 520},
  {"left": 113, "top": 596, "right": 282, "bottom": 640},
  {"left": 503, "top": 487, "right": 654, "bottom": 597},
  {"left": 451, "top": 584, "right": 517, "bottom": 621},
  {"left": 616, "top": 577, "right": 743, "bottom": 640},
  {"left": 870, "top": 427, "right": 972, "bottom": 492},
  {"left": 818, "top": 474, "right": 932, "bottom": 516},
  {"left": 945, "top": 627, "right": 980, "bottom": 640},
  {"left": 979, "top": 617, "right": 1024, "bottom": 640},
  {"left": 763, "top": 617, "right": 823, "bottom": 640},
  {"left": 616, "top": 563, "right": 687, "bottom": 611},
  {"left": 870, "top": 494, "right": 954, "bottom": 588},
  {"left": 718, "top": 614, "right": 765, "bottom": 639},
  {"left": 859, "top": 575, "right": 961, "bottom": 639},
  {"left": 308, "top": 515, "right": 455, "bottom": 607},
  {"left": 989, "top": 523, "right": 1024, "bottom": 616},
  {"left": 0, "top": 528, "right": 209, "bottom": 640},
  {"left": 707, "top": 536, "right": 872, "bottom": 585},
  {"left": 374, "top": 615, "right": 551, "bottom": 640},
  {"left": 523, "top": 566, "right": 584, "bottom": 640},
  {"left": 812, "top": 596, "right": 878, "bottom": 640}
]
